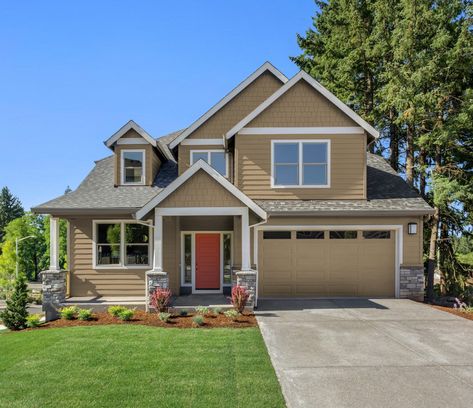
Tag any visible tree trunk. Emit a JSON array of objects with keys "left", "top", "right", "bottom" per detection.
[
  {"left": 426, "top": 206, "right": 439, "bottom": 301},
  {"left": 419, "top": 149, "right": 427, "bottom": 197},
  {"left": 389, "top": 110, "right": 399, "bottom": 171},
  {"left": 406, "top": 124, "right": 415, "bottom": 187}
]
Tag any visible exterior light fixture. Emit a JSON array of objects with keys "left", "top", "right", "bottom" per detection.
[{"left": 408, "top": 223, "right": 418, "bottom": 235}]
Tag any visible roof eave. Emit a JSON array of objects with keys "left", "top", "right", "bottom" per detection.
[{"left": 267, "top": 209, "right": 435, "bottom": 217}]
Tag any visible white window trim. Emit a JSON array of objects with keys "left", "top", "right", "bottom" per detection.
[
  {"left": 190, "top": 149, "right": 229, "bottom": 177},
  {"left": 121, "top": 149, "right": 146, "bottom": 185},
  {"left": 270, "top": 140, "right": 331, "bottom": 188},
  {"left": 180, "top": 231, "right": 233, "bottom": 294},
  {"left": 92, "top": 220, "right": 152, "bottom": 269}
]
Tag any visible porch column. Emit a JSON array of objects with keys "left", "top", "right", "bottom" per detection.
[
  {"left": 241, "top": 208, "right": 251, "bottom": 271},
  {"left": 49, "top": 217, "right": 60, "bottom": 271}
]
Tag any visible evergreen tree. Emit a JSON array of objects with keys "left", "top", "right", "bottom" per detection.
[
  {"left": 0, "top": 275, "right": 29, "bottom": 330},
  {"left": 0, "top": 187, "right": 24, "bottom": 242}
]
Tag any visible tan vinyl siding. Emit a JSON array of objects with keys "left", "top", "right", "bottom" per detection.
[
  {"left": 159, "top": 170, "right": 243, "bottom": 208},
  {"left": 187, "top": 71, "right": 283, "bottom": 139},
  {"left": 247, "top": 79, "right": 358, "bottom": 127},
  {"left": 235, "top": 134, "right": 366, "bottom": 199}
]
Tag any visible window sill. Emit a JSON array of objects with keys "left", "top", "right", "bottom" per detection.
[{"left": 271, "top": 184, "right": 331, "bottom": 189}]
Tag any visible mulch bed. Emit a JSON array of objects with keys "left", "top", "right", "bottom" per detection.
[
  {"left": 34, "top": 310, "right": 257, "bottom": 330},
  {"left": 430, "top": 305, "right": 473, "bottom": 322}
]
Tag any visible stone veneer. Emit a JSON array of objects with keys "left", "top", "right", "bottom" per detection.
[
  {"left": 235, "top": 270, "right": 257, "bottom": 309},
  {"left": 146, "top": 270, "right": 169, "bottom": 311},
  {"left": 400, "top": 266, "right": 424, "bottom": 301},
  {"left": 41, "top": 270, "right": 67, "bottom": 321}
]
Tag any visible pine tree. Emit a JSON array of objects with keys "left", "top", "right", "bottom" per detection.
[
  {"left": 0, "top": 187, "right": 24, "bottom": 242},
  {"left": 0, "top": 275, "right": 29, "bottom": 330}
]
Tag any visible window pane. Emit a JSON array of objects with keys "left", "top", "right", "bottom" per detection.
[
  {"left": 274, "top": 143, "right": 298, "bottom": 163},
  {"left": 192, "top": 151, "right": 208, "bottom": 164},
  {"left": 275, "top": 164, "right": 298, "bottom": 185},
  {"left": 303, "top": 164, "right": 327, "bottom": 185},
  {"left": 303, "top": 143, "right": 327, "bottom": 163},
  {"left": 97, "top": 223, "right": 121, "bottom": 244},
  {"left": 329, "top": 231, "right": 357, "bottom": 239},
  {"left": 223, "top": 233, "right": 232, "bottom": 284},
  {"left": 125, "top": 245, "right": 149, "bottom": 265},
  {"left": 210, "top": 152, "right": 226, "bottom": 175},
  {"left": 263, "top": 231, "right": 291, "bottom": 239},
  {"left": 125, "top": 167, "right": 142, "bottom": 183},
  {"left": 97, "top": 244, "right": 120, "bottom": 265},
  {"left": 296, "top": 231, "right": 324, "bottom": 239},
  {"left": 184, "top": 234, "right": 192, "bottom": 284},
  {"left": 363, "top": 231, "right": 391, "bottom": 239},
  {"left": 123, "top": 151, "right": 143, "bottom": 183},
  {"left": 123, "top": 151, "right": 144, "bottom": 167},
  {"left": 125, "top": 224, "right": 149, "bottom": 244}
]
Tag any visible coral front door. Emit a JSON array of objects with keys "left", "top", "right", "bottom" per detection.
[{"left": 195, "top": 233, "right": 221, "bottom": 291}]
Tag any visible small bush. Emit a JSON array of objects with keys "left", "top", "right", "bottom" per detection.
[
  {"left": 108, "top": 305, "right": 128, "bottom": 318},
  {"left": 77, "top": 309, "right": 93, "bottom": 321},
  {"left": 224, "top": 309, "right": 240, "bottom": 321},
  {"left": 192, "top": 315, "right": 204, "bottom": 326},
  {"left": 159, "top": 312, "right": 171, "bottom": 323},
  {"left": 213, "top": 307, "right": 223, "bottom": 315},
  {"left": 26, "top": 314, "right": 42, "bottom": 328},
  {"left": 150, "top": 288, "right": 172, "bottom": 312},
  {"left": 179, "top": 309, "right": 188, "bottom": 316},
  {"left": 230, "top": 285, "right": 250, "bottom": 313},
  {"left": 60, "top": 306, "right": 79, "bottom": 320},
  {"left": 195, "top": 306, "right": 209, "bottom": 315},
  {"left": 117, "top": 308, "right": 134, "bottom": 321}
]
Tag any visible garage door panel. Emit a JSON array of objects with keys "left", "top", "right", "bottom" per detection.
[
  {"left": 295, "top": 285, "right": 327, "bottom": 297},
  {"left": 262, "top": 285, "right": 293, "bottom": 297},
  {"left": 326, "top": 284, "right": 358, "bottom": 297}
]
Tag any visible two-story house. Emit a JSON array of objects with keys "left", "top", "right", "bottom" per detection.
[{"left": 33, "top": 62, "right": 433, "bottom": 316}]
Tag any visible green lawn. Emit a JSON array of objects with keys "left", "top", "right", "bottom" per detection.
[{"left": 0, "top": 325, "right": 285, "bottom": 408}]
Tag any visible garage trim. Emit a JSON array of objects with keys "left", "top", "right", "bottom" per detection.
[{"left": 253, "top": 224, "right": 403, "bottom": 302}]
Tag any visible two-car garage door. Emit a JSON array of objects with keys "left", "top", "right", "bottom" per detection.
[{"left": 259, "top": 229, "right": 395, "bottom": 297}]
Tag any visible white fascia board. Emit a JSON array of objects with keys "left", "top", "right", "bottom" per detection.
[
  {"left": 169, "top": 62, "right": 288, "bottom": 149},
  {"left": 135, "top": 160, "right": 267, "bottom": 220},
  {"left": 238, "top": 127, "right": 365, "bottom": 135},
  {"left": 225, "top": 71, "right": 379, "bottom": 140},
  {"left": 181, "top": 138, "right": 225, "bottom": 146},
  {"left": 104, "top": 120, "right": 157, "bottom": 148}
]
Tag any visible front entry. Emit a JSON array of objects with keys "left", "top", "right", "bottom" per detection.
[{"left": 195, "top": 233, "right": 221, "bottom": 291}]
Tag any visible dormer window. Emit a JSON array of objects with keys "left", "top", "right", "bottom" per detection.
[
  {"left": 190, "top": 150, "right": 227, "bottom": 177},
  {"left": 121, "top": 150, "right": 145, "bottom": 185}
]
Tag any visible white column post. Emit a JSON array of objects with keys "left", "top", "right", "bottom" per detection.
[
  {"left": 241, "top": 208, "right": 251, "bottom": 271},
  {"left": 49, "top": 217, "right": 60, "bottom": 271},
  {"left": 153, "top": 209, "right": 163, "bottom": 272}
]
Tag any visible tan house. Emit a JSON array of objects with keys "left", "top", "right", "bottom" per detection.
[{"left": 33, "top": 62, "right": 433, "bottom": 317}]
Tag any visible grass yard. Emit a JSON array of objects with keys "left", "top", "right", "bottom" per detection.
[{"left": 0, "top": 325, "right": 285, "bottom": 408}]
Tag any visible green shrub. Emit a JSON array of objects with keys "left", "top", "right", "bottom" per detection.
[
  {"left": 26, "top": 314, "right": 42, "bottom": 328},
  {"left": 60, "top": 306, "right": 79, "bottom": 320},
  {"left": 179, "top": 309, "right": 188, "bottom": 316},
  {"left": 212, "top": 307, "right": 223, "bottom": 315},
  {"left": 159, "top": 312, "right": 171, "bottom": 323},
  {"left": 192, "top": 315, "right": 204, "bottom": 326},
  {"left": 117, "top": 308, "right": 134, "bottom": 321},
  {"left": 224, "top": 309, "right": 240, "bottom": 321},
  {"left": 195, "top": 306, "right": 209, "bottom": 315},
  {"left": 0, "top": 276, "right": 29, "bottom": 330},
  {"left": 77, "top": 309, "right": 93, "bottom": 321},
  {"left": 108, "top": 305, "right": 128, "bottom": 318}
]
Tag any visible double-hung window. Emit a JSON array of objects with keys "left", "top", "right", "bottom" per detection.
[
  {"left": 272, "top": 140, "right": 330, "bottom": 187},
  {"left": 190, "top": 150, "right": 227, "bottom": 176},
  {"left": 121, "top": 150, "right": 145, "bottom": 185},
  {"left": 94, "top": 221, "right": 151, "bottom": 268}
]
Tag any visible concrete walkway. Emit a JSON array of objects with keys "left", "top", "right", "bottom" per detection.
[{"left": 256, "top": 299, "right": 473, "bottom": 408}]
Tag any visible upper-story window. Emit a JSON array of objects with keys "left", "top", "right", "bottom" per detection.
[
  {"left": 121, "top": 150, "right": 145, "bottom": 185},
  {"left": 271, "top": 140, "right": 330, "bottom": 188},
  {"left": 190, "top": 150, "right": 227, "bottom": 177}
]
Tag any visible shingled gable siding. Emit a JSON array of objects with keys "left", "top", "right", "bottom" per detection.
[
  {"left": 186, "top": 71, "right": 284, "bottom": 140},
  {"left": 113, "top": 129, "right": 161, "bottom": 186},
  {"left": 68, "top": 216, "right": 179, "bottom": 296}
]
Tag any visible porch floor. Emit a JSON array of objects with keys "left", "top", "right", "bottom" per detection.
[{"left": 172, "top": 294, "right": 231, "bottom": 308}]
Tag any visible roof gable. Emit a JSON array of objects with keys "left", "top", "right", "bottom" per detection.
[
  {"left": 226, "top": 71, "right": 379, "bottom": 139},
  {"left": 105, "top": 120, "right": 156, "bottom": 147},
  {"left": 169, "top": 62, "right": 288, "bottom": 149}
]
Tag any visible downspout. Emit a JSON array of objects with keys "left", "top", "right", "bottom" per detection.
[{"left": 249, "top": 216, "right": 269, "bottom": 308}]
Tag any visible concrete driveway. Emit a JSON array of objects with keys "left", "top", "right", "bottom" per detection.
[{"left": 256, "top": 299, "right": 473, "bottom": 408}]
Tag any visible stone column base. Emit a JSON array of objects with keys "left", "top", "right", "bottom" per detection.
[
  {"left": 400, "top": 266, "right": 424, "bottom": 301},
  {"left": 234, "top": 270, "right": 257, "bottom": 309},
  {"left": 41, "top": 270, "right": 67, "bottom": 321},
  {"left": 146, "top": 270, "right": 169, "bottom": 312}
]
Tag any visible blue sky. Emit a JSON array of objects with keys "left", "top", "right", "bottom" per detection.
[{"left": 0, "top": 1, "right": 316, "bottom": 210}]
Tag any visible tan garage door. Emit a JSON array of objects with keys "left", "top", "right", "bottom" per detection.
[{"left": 259, "top": 229, "right": 395, "bottom": 297}]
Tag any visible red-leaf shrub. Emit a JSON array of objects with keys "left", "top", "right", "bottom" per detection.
[
  {"left": 150, "top": 288, "right": 172, "bottom": 312},
  {"left": 231, "top": 285, "right": 250, "bottom": 313}
]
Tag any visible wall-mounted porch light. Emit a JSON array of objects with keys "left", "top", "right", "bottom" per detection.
[{"left": 408, "top": 223, "right": 418, "bottom": 235}]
